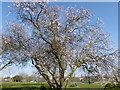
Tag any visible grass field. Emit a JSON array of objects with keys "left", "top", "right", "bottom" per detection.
[
  {"left": 0, "top": 82, "right": 106, "bottom": 90},
  {"left": 1, "top": 82, "right": 49, "bottom": 90},
  {"left": 1, "top": 82, "right": 120, "bottom": 90}
]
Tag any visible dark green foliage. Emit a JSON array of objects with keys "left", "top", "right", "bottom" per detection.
[
  {"left": 12, "top": 75, "right": 23, "bottom": 82},
  {"left": 115, "top": 83, "right": 120, "bottom": 88},
  {"left": 104, "top": 83, "right": 120, "bottom": 89},
  {"left": 69, "top": 83, "right": 78, "bottom": 87},
  {"left": 104, "top": 83, "right": 115, "bottom": 89}
]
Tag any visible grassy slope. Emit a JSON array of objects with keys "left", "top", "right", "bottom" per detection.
[{"left": 1, "top": 82, "right": 104, "bottom": 89}]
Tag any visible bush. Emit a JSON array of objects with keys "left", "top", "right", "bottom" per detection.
[
  {"left": 104, "top": 83, "right": 115, "bottom": 89},
  {"left": 40, "top": 85, "right": 47, "bottom": 90},
  {"left": 69, "top": 83, "right": 78, "bottom": 87},
  {"left": 115, "top": 83, "right": 120, "bottom": 88}
]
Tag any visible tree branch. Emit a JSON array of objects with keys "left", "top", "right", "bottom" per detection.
[{"left": 0, "top": 61, "right": 13, "bottom": 71}]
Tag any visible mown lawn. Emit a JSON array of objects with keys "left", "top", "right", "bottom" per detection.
[
  {"left": 1, "top": 82, "right": 116, "bottom": 90},
  {"left": 69, "top": 82, "right": 104, "bottom": 88},
  {"left": 1, "top": 82, "right": 49, "bottom": 90}
]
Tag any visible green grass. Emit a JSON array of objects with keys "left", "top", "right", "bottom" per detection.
[
  {"left": 69, "top": 82, "right": 104, "bottom": 88},
  {"left": 1, "top": 82, "right": 120, "bottom": 90},
  {"left": 0, "top": 82, "right": 105, "bottom": 90},
  {"left": 1, "top": 82, "right": 49, "bottom": 90}
]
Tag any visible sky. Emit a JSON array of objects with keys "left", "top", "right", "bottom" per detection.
[
  {"left": 0, "top": 2, "right": 118, "bottom": 77},
  {"left": 1, "top": 0, "right": 120, "bottom": 2}
]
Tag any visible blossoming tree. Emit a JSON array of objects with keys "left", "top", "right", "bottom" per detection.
[{"left": 0, "top": 2, "right": 117, "bottom": 89}]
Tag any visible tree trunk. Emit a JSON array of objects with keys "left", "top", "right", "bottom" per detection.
[
  {"left": 88, "top": 78, "right": 91, "bottom": 84},
  {"left": 59, "top": 75, "right": 64, "bottom": 90}
]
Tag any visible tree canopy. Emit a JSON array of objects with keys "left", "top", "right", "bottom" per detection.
[{"left": 0, "top": 2, "right": 118, "bottom": 89}]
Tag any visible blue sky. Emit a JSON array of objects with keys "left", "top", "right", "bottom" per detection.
[{"left": 0, "top": 2, "right": 118, "bottom": 77}]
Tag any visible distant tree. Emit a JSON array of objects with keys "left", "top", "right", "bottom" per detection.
[
  {"left": 0, "top": 1, "right": 118, "bottom": 89},
  {"left": 27, "top": 76, "right": 37, "bottom": 82},
  {"left": 81, "top": 75, "right": 94, "bottom": 84},
  {"left": 21, "top": 74, "right": 37, "bottom": 82},
  {"left": 20, "top": 74, "right": 30, "bottom": 82},
  {"left": 38, "top": 77, "right": 46, "bottom": 82},
  {"left": 71, "top": 77, "right": 81, "bottom": 82},
  {"left": 12, "top": 75, "right": 23, "bottom": 82}
]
